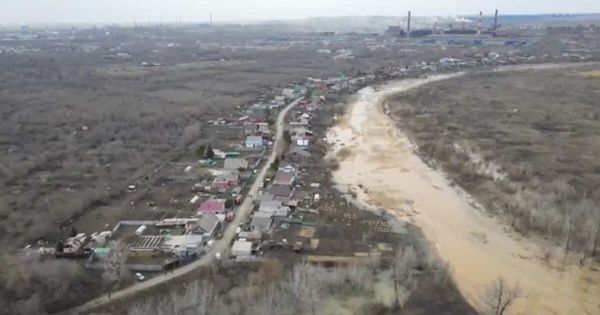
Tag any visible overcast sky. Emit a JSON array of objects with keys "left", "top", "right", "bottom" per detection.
[{"left": 2, "top": 0, "right": 600, "bottom": 25}]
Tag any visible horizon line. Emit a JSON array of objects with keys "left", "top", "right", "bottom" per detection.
[{"left": 3, "top": 12, "right": 600, "bottom": 28}]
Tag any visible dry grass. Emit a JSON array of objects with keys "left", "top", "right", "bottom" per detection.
[{"left": 388, "top": 67, "right": 600, "bottom": 256}]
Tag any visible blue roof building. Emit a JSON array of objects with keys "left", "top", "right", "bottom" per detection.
[{"left": 245, "top": 136, "right": 264, "bottom": 148}]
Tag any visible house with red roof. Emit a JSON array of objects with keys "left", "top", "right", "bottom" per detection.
[
  {"left": 197, "top": 199, "right": 227, "bottom": 215},
  {"left": 273, "top": 170, "right": 295, "bottom": 186},
  {"left": 211, "top": 172, "right": 239, "bottom": 190}
]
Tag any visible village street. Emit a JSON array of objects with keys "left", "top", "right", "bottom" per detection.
[{"left": 67, "top": 97, "right": 304, "bottom": 315}]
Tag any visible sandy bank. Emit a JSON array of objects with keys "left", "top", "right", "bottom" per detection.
[{"left": 326, "top": 72, "right": 599, "bottom": 315}]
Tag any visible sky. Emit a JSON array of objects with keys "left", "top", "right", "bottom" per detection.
[{"left": 2, "top": 0, "right": 600, "bottom": 25}]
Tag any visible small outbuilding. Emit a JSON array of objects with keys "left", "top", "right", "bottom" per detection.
[{"left": 232, "top": 240, "right": 253, "bottom": 257}]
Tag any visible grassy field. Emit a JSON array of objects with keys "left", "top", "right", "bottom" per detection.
[
  {"left": 0, "top": 25, "right": 464, "bottom": 314},
  {"left": 388, "top": 66, "right": 600, "bottom": 259}
]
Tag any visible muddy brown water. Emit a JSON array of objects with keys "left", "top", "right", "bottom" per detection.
[{"left": 326, "top": 71, "right": 600, "bottom": 315}]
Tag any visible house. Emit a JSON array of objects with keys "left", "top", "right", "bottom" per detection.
[
  {"left": 249, "top": 111, "right": 268, "bottom": 123},
  {"left": 63, "top": 233, "right": 87, "bottom": 254},
  {"left": 251, "top": 212, "right": 273, "bottom": 232},
  {"left": 269, "top": 185, "right": 293, "bottom": 199},
  {"left": 296, "top": 136, "right": 310, "bottom": 147},
  {"left": 259, "top": 200, "right": 290, "bottom": 216},
  {"left": 273, "top": 95, "right": 286, "bottom": 106},
  {"left": 290, "top": 117, "right": 309, "bottom": 126},
  {"left": 224, "top": 158, "right": 248, "bottom": 170},
  {"left": 197, "top": 199, "right": 227, "bottom": 215},
  {"left": 198, "top": 213, "right": 220, "bottom": 237},
  {"left": 291, "top": 126, "right": 313, "bottom": 137},
  {"left": 232, "top": 240, "right": 253, "bottom": 257},
  {"left": 256, "top": 192, "right": 275, "bottom": 203},
  {"left": 256, "top": 122, "right": 271, "bottom": 135},
  {"left": 259, "top": 200, "right": 282, "bottom": 212},
  {"left": 273, "top": 171, "right": 295, "bottom": 186},
  {"left": 279, "top": 163, "right": 296, "bottom": 173},
  {"left": 244, "top": 123, "right": 271, "bottom": 136},
  {"left": 245, "top": 136, "right": 264, "bottom": 148},
  {"left": 212, "top": 172, "right": 239, "bottom": 190},
  {"left": 282, "top": 88, "right": 295, "bottom": 99},
  {"left": 163, "top": 235, "right": 204, "bottom": 257},
  {"left": 290, "top": 147, "right": 311, "bottom": 160}
]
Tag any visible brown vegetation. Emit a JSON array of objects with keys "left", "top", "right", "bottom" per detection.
[{"left": 388, "top": 67, "right": 600, "bottom": 261}]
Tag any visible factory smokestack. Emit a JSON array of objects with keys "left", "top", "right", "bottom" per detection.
[
  {"left": 478, "top": 11, "right": 483, "bottom": 35},
  {"left": 494, "top": 9, "right": 498, "bottom": 31},
  {"left": 407, "top": 11, "right": 411, "bottom": 38},
  {"left": 210, "top": 12, "right": 213, "bottom": 25},
  {"left": 493, "top": 9, "right": 499, "bottom": 37}
]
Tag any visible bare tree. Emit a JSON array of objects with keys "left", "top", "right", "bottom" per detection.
[
  {"left": 194, "top": 280, "right": 216, "bottom": 315},
  {"left": 102, "top": 241, "right": 129, "bottom": 296},
  {"left": 482, "top": 277, "right": 521, "bottom": 315},
  {"left": 288, "top": 263, "right": 322, "bottom": 315},
  {"left": 366, "top": 249, "right": 381, "bottom": 275},
  {"left": 392, "top": 246, "right": 417, "bottom": 309}
]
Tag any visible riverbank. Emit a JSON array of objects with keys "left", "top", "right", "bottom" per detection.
[{"left": 326, "top": 70, "right": 599, "bottom": 314}]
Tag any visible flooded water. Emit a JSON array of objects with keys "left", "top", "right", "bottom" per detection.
[{"left": 326, "top": 73, "right": 600, "bottom": 315}]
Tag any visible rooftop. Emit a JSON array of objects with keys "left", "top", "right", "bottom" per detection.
[
  {"left": 224, "top": 158, "right": 248, "bottom": 170},
  {"left": 198, "top": 199, "right": 226, "bottom": 213},
  {"left": 273, "top": 171, "right": 294, "bottom": 186}
]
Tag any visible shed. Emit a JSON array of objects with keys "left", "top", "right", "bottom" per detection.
[
  {"left": 232, "top": 240, "right": 253, "bottom": 257},
  {"left": 93, "top": 247, "right": 111, "bottom": 256}
]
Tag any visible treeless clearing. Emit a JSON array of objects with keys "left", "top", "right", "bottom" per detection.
[{"left": 327, "top": 70, "right": 600, "bottom": 314}]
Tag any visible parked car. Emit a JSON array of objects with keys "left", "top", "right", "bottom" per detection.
[{"left": 135, "top": 272, "right": 145, "bottom": 281}]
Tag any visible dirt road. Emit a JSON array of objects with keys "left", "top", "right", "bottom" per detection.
[
  {"left": 68, "top": 97, "right": 303, "bottom": 315},
  {"left": 326, "top": 72, "right": 599, "bottom": 315}
]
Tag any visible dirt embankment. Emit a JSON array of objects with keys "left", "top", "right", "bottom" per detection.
[{"left": 326, "top": 70, "right": 600, "bottom": 315}]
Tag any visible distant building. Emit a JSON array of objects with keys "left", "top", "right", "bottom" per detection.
[{"left": 282, "top": 88, "right": 295, "bottom": 99}]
